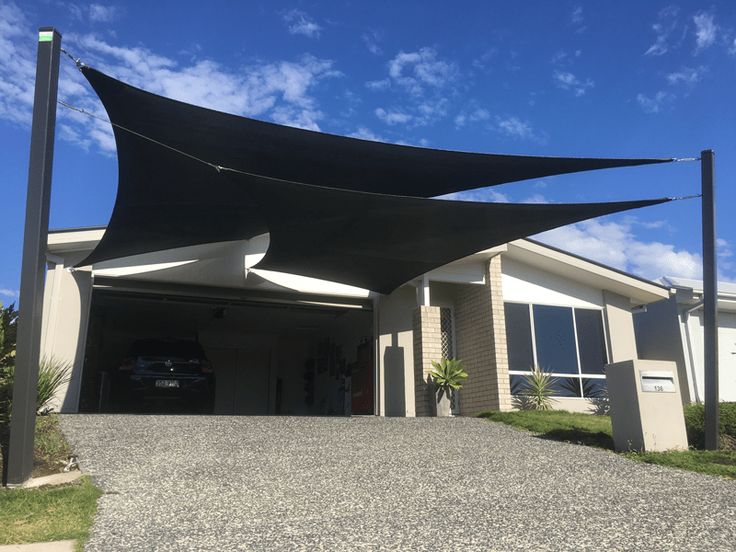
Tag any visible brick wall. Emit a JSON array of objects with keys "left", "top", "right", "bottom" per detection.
[
  {"left": 455, "top": 256, "right": 512, "bottom": 414},
  {"left": 413, "top": 305, "right": 441, "bottom": 416}
]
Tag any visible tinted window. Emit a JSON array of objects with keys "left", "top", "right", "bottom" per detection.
[
  {"left": 575, "top": 309, "right": 608, "bottom": 374},
  {"left": 552, "top": 377, "right": 582, "bottom": 397},
  {"left": 504, "top": 303, "right": 534, "bottom": 371},
  {"left": 129, "top": 340, "right": 206, "bottom": 359},
  {"left": 582, "top": 378, "right": 608, "bottom": 398},
  {"left": 509, "top": 374, "right": 529, "bottom": 395},
  {"left": 533, "top": 305, "right": 578, "bottom": 374}
]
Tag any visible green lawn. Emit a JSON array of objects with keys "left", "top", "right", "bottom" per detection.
[
  {"left": 0, "top": 415, "right": 101, "bottom": 550},
  {"left": 481, "top": 410, "right": 736, "bottom": 479},
  {"left": 0, "top": 477, "right": 101, "bottom": 548}
]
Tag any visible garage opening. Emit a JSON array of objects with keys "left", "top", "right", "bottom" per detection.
[{"left": 78, "top": 289, "right": 374, "bottom": 415}]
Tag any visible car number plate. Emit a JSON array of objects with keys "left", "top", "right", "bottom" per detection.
[{"left": 155, "top": 379, "right": 180, "bottom": 388}]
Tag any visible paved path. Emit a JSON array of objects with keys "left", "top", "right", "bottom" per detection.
[{"left": 60, "top": 415, "right": 735, "bottom": 551}]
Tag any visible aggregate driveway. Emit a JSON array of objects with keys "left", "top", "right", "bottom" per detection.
[{"left": 60, "top": 415, "right": 735, "bottom": 551}]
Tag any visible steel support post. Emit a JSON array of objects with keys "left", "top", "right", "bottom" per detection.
[
  {"left": 701, "top": 149, "right": 719, "bottom": 451},
  {"left": 6, "top": 27, "right": 61, "bottom": 485}
]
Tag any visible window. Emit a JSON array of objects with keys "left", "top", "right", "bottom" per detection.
[{"left": 504, "top": 302, "right": 608, "bottom": 399}]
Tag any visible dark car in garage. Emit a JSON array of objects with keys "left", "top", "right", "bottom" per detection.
[{"left": 112, "top": 339, "right": 215, "bottom": 412}]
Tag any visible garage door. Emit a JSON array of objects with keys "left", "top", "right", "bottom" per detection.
[{"left": 79, "top": 289, "right": 374, "bottom": 415}]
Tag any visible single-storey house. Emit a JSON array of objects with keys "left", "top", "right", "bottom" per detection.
[
  {"left": 635, "top": 276, "right": 736, "bottom": 403},
  {"left": 42, "top": 227, "right": 671, "bottom": 416}
]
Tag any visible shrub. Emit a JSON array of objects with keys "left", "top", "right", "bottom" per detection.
[
  {"left": 683, "top": 402, "right": 736, "bottom": 450},
  {"left": 512, "top": 366, "right": 556, "bottom": 411},
  {"left": 0, "top": 356, "right": 72, "bottom": 422},
  {"left": 429, "top": 358, "right": 468, "bottom": 392}
]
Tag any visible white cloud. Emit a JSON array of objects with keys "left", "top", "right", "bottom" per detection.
[
  {"left": 282, "top": 9, "right": 322, "bottom": 38},
  {"left": 375, "top": 107, "right": 412, "bottom": 125},
  {"left": 553, "top": 71, "right": 594, "bottom": 97},
  {"left": 0, "top": 4, "right": 339, "bottom": 151},
  {"left": 362, "top": 31, "right": 382, "bottom": 55},
  {"left": 471, "top": 49, "right": 498, "bottom": 71},
  {"left": 645, "top": 5, "right": 680, "bottom": 56},
  {"left": 666, "top": 65, "right": 706, "bottom": 86},
  {"left": 386, "top": 47, "right": 458, "bottom": 95},
  {"left": 375, "top": 99, "right": 448, "bottom": 128},
  {"left": 693, "top": 12, "right": 717, "bottom": 52},
  {"left": 89, "top": 4, "right": 121, "bottom": 23},
  {"left": 636, "top": 91, "right": 674, "bottom": 114},
  {"left": 369, "top": 47, "right": 456, "bottom": 127},
  {"left": 454, "top": 107, "right": 490, "bottom": 128},
  {"left": 365, "top": 78, "right": 390, "bottom": 90},
  {"left": 536, "top": 218, "right": 705, "bottom": 281},
  {"left": 570, "top": 6, "right": 586, "bottom": 32},
  {"left": 348, "top": 127, "right": 385, "bottom": 142},
  {"left": 494, "top": 116, "right": 543, "bottom": 142},
  {"left": 521, "top": 194, "right": 549, "bottom": 204},
  {"left": 551, "top": 50, "right": 581, "bottom": 65},
  {"left": 571, "top": 6, "right": 583, "bottom": 25},
  {"left": 730, "top": 37, "right": 736, "bottom": 55},
  {"left": 0, "top": 2, "right": 36, "bottom": 126},
  {"left": 0, "top": 288, "right": 19, "bottom": 299},
  {"left": 437, "top": 188, "right": 510, "bottom": 203}
]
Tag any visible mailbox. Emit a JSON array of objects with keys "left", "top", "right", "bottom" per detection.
[
  {"left": 639, "top": 371, "right": 676, "bottom": 393},
  {"left": 606, "top": 360, "right": 688, "bottom": 452}
]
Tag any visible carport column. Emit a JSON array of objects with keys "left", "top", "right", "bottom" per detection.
[
  {"left": 7, "top": 27, "right": 61, "bottom": 486},
  {"left": 413, "top": 304, "right": 442, "bottom": 416},
  {"left": 455, "top": 255, "right": 511, "bottom": 414}
]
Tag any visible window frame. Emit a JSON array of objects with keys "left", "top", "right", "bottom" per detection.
[{"left": 504, "top": 301, "right": 609, "bottom": 399}]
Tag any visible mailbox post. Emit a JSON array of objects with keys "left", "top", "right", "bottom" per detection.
[{"left": 606, "top": 360, "right": 688, "bottom": 452}]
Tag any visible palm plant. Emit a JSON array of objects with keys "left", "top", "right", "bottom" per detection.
[
  {"left": 429, "top": 358, "right": 468, "bottom": 416},
  {"left": 513, "top": 365, "right": 557, "bottom": 411},
  {"left": 429, "top": 358, "right": 468, "bottom": 393}
]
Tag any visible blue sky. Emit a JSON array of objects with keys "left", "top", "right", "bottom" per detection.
[{"left": 1, "top": 0, "right": 735, "bottom": 302}]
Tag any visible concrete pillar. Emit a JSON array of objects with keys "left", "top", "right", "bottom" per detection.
[
  {"left": 413, "top": 305, "right": 442, "bottom": 417},
  {"left": 377, "top": 286, "right": 416, "bottom": 416},
  {"left": 455, "top": 256, "right": 512, "bottom": 414},
  {"left": 40, "top": 264, "right": 93, "bottom": 412},
  {"left": 603, "top": 290, "right": 638, "bottom": 362}
]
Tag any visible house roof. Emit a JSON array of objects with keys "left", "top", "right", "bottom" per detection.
[
  {"left": 47, "top": 226, "right": 669, "bottom": 304},
  {"left": 660, "top": 276, "right": 736, "bottom": 298}
]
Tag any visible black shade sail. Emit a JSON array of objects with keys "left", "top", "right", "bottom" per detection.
[
  {"left": 77, "top": 67, "right": 674, "bottom": 293},
  {"left": 83, "top": 67, "right": 672, "bottom": 197}
]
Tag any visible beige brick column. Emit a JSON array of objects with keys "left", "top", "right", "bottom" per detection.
[
  {"left": 413, "top": 305, "right": 442, "bottom": 417},
  {"left": 455, "top": 256, "right": 512, "bottom": 414}
]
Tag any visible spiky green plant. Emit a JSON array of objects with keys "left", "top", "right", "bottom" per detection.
[
  {"left": 514, "top": 365, "right": 557, "bottom": 411},
  {"left": 0, "top": 356, "right": 72, "bottom": 421},
  {"left": 429, "top": 358, "right": 468, "bottom": 392},
  {"left": 37, "top": 356, "right": 72, "bottom": 412}
]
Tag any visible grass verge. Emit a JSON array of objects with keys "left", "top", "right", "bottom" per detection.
[
  {"left": 480, "top": 410, "right": 736, "bottom": 479},
  {"left": 0, "top": 477, "right": 102, "bottom": 547},
  {"left": 0, "top": 414, "right": 102, "bottom": 549}
]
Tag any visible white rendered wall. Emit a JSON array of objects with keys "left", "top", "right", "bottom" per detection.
[
  {"left": 377, "top": 286, "right": 416, "bottom": 416},
  {"left": 685, "top": 311, "right": 736, "bottom": 402},
  {"left": 40, "top": 262, "right": 93, "bottom": 413},
  {"left": 501, "top": 257, "right": 604, "bottom": 309}
]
